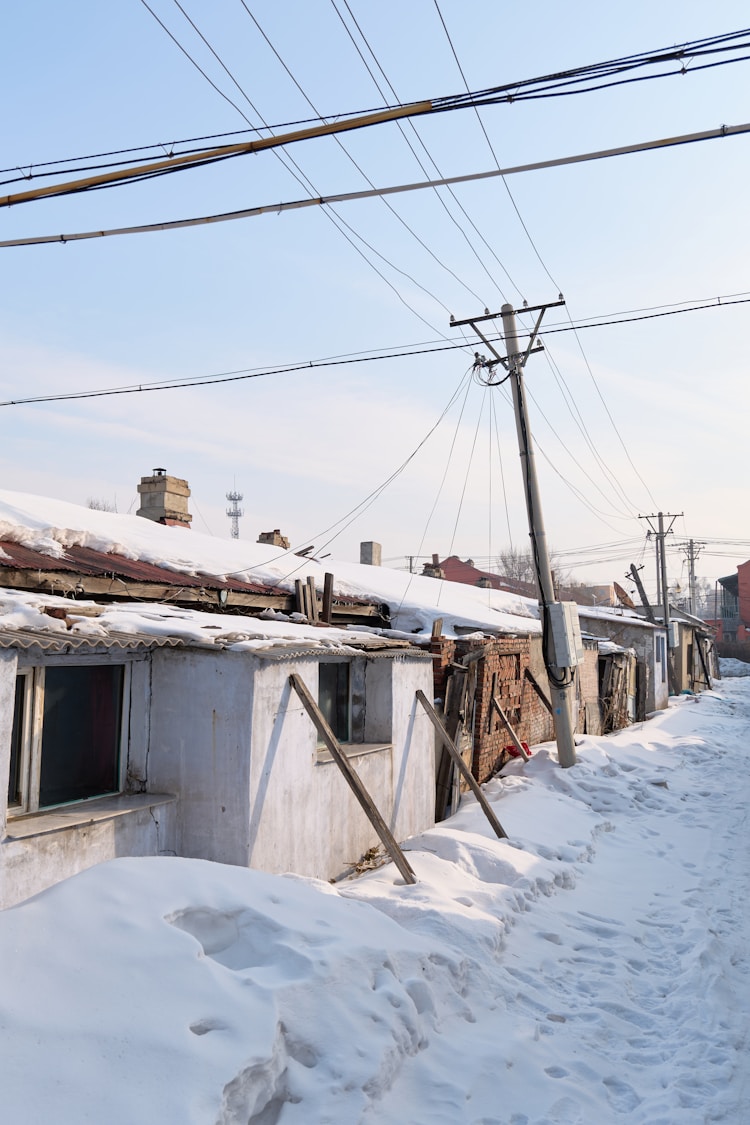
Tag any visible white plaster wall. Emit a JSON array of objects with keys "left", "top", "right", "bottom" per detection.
[
  {"left": 651, "top": 633, "right": 670, "bottom": 710},
  {"left": 0, "top": 643, "right": 436, "bottom": 904},
  {"left": 148, "top": 649, "right": 253, "bottom": 866},
  {"left": 0, "top": 649, "right": 18, "bottom": 839},
  {"left": 0, "top": 802, "right": 176, "bottom": 909},
  {"left": 247, "top": 653, "right": 435, "bottom": 880},
  {"left": 124, "top": 657, "right": 152, "bottom": 788}
]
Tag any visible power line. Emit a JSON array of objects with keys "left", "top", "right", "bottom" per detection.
[
  {"left": 139, "top": 0, "right": 471, "bottom": 349},
  {"left": 328, "top": 0, "right": 514, "bottom": 302},
  {"left": 432, "top": 0, "right": 554, "bottom": 293},
  {"left": 5, "top": 28, "right": 750, "bottom": 208},
  {"left": 238, "top": 3, "right": 495, "bottom": 319},
  {"left": 540, "top": 348, "right": 638, "bottom": 517},
  {"left": 433, "top": 0, "right": 666, "bottom": 517},
  {"left": 136, "top": 0, "right": 254, "bottom": 125},
  {"left": 2, "top": 293, "right": 748, "bottom": 409},
  {"left": 7, "top": 120, "right": 747, "bottom": 247},
  {"left": 5, "top": 26, "right": 750, "bottom": 187}
]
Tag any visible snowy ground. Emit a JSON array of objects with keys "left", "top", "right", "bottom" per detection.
[{"left": 3, "top": 673, "right": 749, "bottom": 1123}]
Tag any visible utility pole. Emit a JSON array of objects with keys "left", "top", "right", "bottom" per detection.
[
  {"left": 639, "top": 512, "right": 682, "bottom": 635},
  {"left": 677, "top": 539, "right": 704, "bottom": 614},
  {"left": 628, "top": 563, "right": 655, "bottom": 624},
  {"left": 451, "top": 298, "right": 577, "bottom": 768}
]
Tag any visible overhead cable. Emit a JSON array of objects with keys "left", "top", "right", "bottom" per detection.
[
  {"left": 4, "top": 27, "right": 750, "bottom": 207},
  {"left": 2, "top": 294, "right": 748, "bottom": 409},
  {"left": 5, "top": 121, "right": 747, "bottom": 248}
]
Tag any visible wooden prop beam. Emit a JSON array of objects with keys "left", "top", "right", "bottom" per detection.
[
  {"left": 416, "top": 690, "right": 508, "bottom": 840},
  {"left": 490, "top": 695, "right": 531, "bottom": 761},
  {"left": 322, "top": 572, "right": 334, "bottom": 624},
  {"left": 523, "top": 667, "right": 554, "bottom": 715},
  {"left": 696, "top": 637, "right": 712, "bottom": 687},
  {"left": 306, "top": 576, "right": 319, "bottom": 622},
  {"left": 289, "top": 674, "right": 417, "bottom": 884}
]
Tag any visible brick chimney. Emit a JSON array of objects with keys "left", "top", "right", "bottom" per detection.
[
  {"left": 136, "top": 469, "right": 192, "bottom": 528},
  {"left": 257, "top": 528, "right": 290, "bottom": 549},
  {"left": 422, "top": 553, "right": 445, "bottom": 579}
]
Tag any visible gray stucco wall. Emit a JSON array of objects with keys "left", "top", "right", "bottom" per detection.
[
  {"left": 245, "top": 652, "right": 434, "bottom": 879},
  {"left": 0, "top": 649, "right": 18, "bottom": 840},
  {"left": 0, "top": 642, "right": 436, "bottom": 906},
  {"left": 148, "top": 646, "right": 435, "bottom": 881},
  {"left": 148, "top": 648, "right": 253, "bottom": 867}
]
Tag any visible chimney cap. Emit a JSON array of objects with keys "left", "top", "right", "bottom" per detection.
[{"left": 153, "top": 467, "right": 166, "bottom": 476}]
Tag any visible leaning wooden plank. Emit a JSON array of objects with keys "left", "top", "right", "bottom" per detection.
[
  {"left": 416, "top": 690, "right": 508, "bottom": 840},
  {"left": 289, "top": 674, "right": 417, "bottom": 884},
  {"left": 294, "top": 579, "right": 306, "bottom": 616},
  {"left": 322, "top": 572, "right": 334, "bottom": 624},
  {"left": 490, "top": 694, "right": 531, "bottom": 762},
  {"left": 696, "top": 638, "right": 712, "bottom": 687},
  {"left": 306, "top": 575, "right": 319, "bottom": 622},
  {"left": 523, "top": 667, "right": 554, "bottom": 715}
]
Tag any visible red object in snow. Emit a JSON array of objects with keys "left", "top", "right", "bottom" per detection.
[{"left": 505, "top": 742, "right": 531, "bottom": 759}]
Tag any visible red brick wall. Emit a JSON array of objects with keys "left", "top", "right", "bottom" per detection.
[
  {"left": 429, "top": 636, "right": 456, "bottom": 703},
  {"left": 455, "top": 636, "right": 555, "bottom": 783},
  {"left": 738, "top": 561, "right": 750, "bottom": 632},
  {"left": 425, "top": 633, "right": 558, "bottom": 783}
]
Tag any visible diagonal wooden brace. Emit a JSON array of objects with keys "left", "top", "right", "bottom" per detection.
[
  {"left": 523, "top": 667, "right": 554, "bottom": 715},
  {"left": 289, "top": 674, "right": 417, "bottom": 884},
  {"left": 416, "top": 690, "right": 508, "bottom": 840},
  {"left": 490, "top": 695, "right": 531, "bottom": 762}
]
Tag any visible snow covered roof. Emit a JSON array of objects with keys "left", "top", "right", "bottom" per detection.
[
  {"left": 0, "top": 587, "right": 425, "bottom": 656},
  {"left": 0, "top": 489, "right": 541, "bottom": 640},
  {"left": 576, "top": 603, "right": 663, "bottom": 630}
]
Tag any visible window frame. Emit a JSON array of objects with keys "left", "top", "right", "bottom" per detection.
[
  {"left": 8, "top": 659, "right": 131, "bottom": 818},
  {"left": 314, "top": 655, "right": 393, "bottom": 762},
  {"left": 317, "top": 659, "right": 352, "bottom": 744}
]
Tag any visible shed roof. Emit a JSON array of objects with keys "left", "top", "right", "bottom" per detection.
[{"left": 0, "top": 587, "right": 421, "bottom": 657}]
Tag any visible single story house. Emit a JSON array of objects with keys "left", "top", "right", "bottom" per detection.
[
  {"left": 576, "top": 606, "right": 670, "bottom": 717},
  {"left": 0, "top": 589, "right": 435, "bottom": 908},
  {"left": 662, "top": 607, "right": 716, "bottom": 693}
]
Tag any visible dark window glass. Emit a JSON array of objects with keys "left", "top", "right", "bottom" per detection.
[
  {"left": 318, "top": 662, "right": 351, "bottom": 742},
  {"left": 8, "top": 676, "right": 26, "bottom": 806},
  {"left": 39, "top": 665, "right": 124, "bottom": 808}
]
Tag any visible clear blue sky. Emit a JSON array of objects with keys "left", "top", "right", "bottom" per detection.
[{"left": 1, "top": 1, "right": 748, "bottom": 596}]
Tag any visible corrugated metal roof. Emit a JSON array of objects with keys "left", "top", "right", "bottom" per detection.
[
  {"left": 0, "top": 628, "right": 184, "bottom": 652},
  {"left": 0, "top": 540, "right": 287, "bottom": 595},
  {"left": 0, "top": 540, "right": 378, "bottom": 610}
]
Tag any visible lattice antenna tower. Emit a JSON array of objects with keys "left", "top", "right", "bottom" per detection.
[{"left": 226, "top": 489, "right": 244, "bottom": 539}]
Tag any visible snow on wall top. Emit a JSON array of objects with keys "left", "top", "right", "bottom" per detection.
[
  {"left": 0, "top": 489, "right": 540, "bottom": 639},
  {"left": 0, "top": 587, "right": 421, "bottom": 655}
]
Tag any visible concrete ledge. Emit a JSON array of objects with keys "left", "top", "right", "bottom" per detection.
[
  {"left": 315, "top": 742, "right": 391, "bottom": 765},
  {"left": 5, "top": 793, "right": 177, "bottom": 840}
]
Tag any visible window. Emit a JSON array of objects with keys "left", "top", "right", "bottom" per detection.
[
  {"left": 318, "top": 661, "right": 351, "bottom": 742},
  {"left": 8, "top": 663, "right": 126, "bottom": 816},
  {"left": 7, "top": 672, "right": 31, "bottom": 808},
  {"left": 315, "top": 656, "right": 393, "bottom": 753},
  {"left": 655, "top": 635, "right": 666, "bottom": 683}
]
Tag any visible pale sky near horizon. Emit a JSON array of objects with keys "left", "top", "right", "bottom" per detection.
[{"left": 1, "top": 1, "right": 748, "bottom": 598}]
